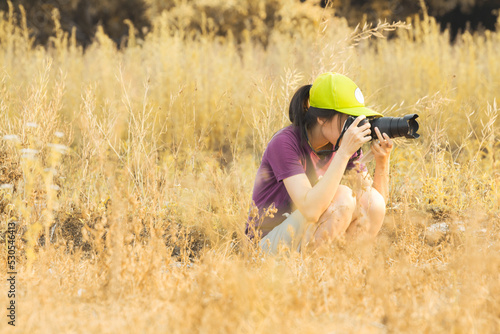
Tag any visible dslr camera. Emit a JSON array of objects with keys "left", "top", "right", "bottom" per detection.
[{"left": 344, "top": 114, "right": 420, "bottom": 139}]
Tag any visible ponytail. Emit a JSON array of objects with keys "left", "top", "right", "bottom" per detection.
[
  {"left": 288, "top": 84, "right": 311, "bottom": 124},
  {"left": 289, "top": 84, "right": 313, "bottom": 143},
  {"left": 288, "top": 84, "right": 339, "bottom": 144}
]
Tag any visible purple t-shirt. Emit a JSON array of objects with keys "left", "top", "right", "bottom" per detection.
[{"left": 246, "top": 125, "right": 365, "bottom": 238}]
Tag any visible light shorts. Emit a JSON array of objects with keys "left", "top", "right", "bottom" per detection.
[{"left": 259, "top": 210, "right": 309, "bottom": 255}]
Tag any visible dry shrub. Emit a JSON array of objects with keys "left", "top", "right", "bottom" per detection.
[
  {"left": 0, "top": 3, "right": 499, "bottom": 333},
  {"left": 147, "top": 0, "right": 325, "bottom": 45},
  {"left": 1, "top": 0, "right": 150, "bottom": 46}
]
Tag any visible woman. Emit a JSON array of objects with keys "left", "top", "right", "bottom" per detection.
[{"left": 246, "top": 72, "right": 393, "bottom": 254}]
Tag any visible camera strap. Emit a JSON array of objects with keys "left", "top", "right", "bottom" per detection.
[
  {"left": 333, "top": 120, "right": 362, "bottom": 157},
  {"left": 305, "top": 119, "right": 359, "bottom": 157},
  {"left": 305, "top": 128, "right": 334, "bottom": 156},
  {"left": 333, "top": 119, "right": 350, "bottom": 152}
]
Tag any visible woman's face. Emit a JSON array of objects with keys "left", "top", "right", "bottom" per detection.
[{"left": 320, "top": 113, "right": 349, "bottom": 145}]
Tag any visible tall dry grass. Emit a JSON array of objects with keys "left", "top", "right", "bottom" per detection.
[{"left": 0, "top": 1, "right": 499, "bottom": 333}]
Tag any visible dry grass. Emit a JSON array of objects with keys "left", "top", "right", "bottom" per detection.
[{"left": 0, "top": 1, "right": 499, "bottom": 333}]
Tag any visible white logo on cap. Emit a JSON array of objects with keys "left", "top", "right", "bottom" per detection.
[{"left": 355, "top": 88, "right": 365, "bottom": 104}]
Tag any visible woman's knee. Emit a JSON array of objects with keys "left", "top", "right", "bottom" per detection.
[
  {"left": 313, "top": 186, "right": 357, "bottom": 242},
  {"left": 325, "top": 185, "right": 356, "bottom": 219},
  {"left": 361, "top": 188, "right": 386, "bottom": 235},
  {"left": 316, "top": 185, "right": 356, "bottom": 225},
  {"left": 335, "top": 185, "right": 357, "bottom": 211},
  {"left": 363, "top": 188, "right": 386, "bottom": 217}
]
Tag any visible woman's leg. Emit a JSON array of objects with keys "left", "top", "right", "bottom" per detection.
[
  {"left": 346, "top": 187, "right": 386, "bottom": 239},
  {"left": 301, "top": 185, "right": 386, "bottom": 250},
  {"left": 259, "top": 210, "right": 307, "bottom": 254},
  {"left": 302, "top": 185, "right": 357, "bottom": 247}
]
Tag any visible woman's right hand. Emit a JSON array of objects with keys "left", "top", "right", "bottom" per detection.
[{"left": 337, "top": 115, "right": 372, "bottom": 157}]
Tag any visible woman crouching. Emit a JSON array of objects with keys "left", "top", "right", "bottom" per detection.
[{"left": 246, "top": 72, "right": 393, "bottom": 254}]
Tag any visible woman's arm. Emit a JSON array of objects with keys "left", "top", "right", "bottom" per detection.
[
  {"left": 283, "top": 152, "right": 350, "bottom": 223},
  {"left": 372, "top": 159, "right": 390, "bottom": 201},
  {"left": 283, "top": 116, "right": 372, "bottom": 223},
  {"left": 370, "top": 127, "right": 393, "bottom": 202}
]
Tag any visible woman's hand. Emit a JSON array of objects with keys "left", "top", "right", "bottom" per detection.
[
  {"left": 338, "top": 115, "right": 372, "bottom": 157},
  {"left": 371, "top": 127, "right": 393, "bottom": 163}
]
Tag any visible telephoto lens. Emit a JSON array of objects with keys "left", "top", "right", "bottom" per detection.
[{"left": 346, "top": 114, "right": 420, "bottom": 139}]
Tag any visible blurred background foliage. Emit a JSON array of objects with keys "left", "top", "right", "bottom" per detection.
[
  {"left": 1, "top": 0, "right": 151, "bottom": 46},
  {"left": 1, "top": 0, "right": 499, "bottom": 47}
]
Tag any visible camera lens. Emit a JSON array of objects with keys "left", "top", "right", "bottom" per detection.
[{"left": 370, "top": 114, "right": 420, "bottom": 139}]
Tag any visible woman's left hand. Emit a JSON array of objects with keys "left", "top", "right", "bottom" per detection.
[{"left": 371, "top": 127, "right": 393, "bottom": 162}]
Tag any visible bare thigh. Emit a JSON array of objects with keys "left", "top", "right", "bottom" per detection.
[
  {"left": 301, "top": 185, "right": 357, "bottom": 248},
  {"left": 346, "top": 186, "right": 386, "bottom": 239}
]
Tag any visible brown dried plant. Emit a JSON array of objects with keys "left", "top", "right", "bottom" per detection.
[{"left": 0, "top": 2, "right": 499, "bottom": 333}]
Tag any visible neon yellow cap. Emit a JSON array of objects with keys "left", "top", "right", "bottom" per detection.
[{"left": 309, "top": 72, "right": 382, "bottom": 117}]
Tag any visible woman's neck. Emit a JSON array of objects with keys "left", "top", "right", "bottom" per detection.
[{"left": 307, "top": 124, "right": 330, "bottom": 151}]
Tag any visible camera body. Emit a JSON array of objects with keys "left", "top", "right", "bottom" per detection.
[{"left": 344, "top": 114, "right": 420, "bottom": 139}]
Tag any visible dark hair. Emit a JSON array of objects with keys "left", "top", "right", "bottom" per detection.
[{"left": 288, "top": 84, "right": 341, "bottom": 144}]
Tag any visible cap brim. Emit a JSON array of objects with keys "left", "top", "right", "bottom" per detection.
[{"left": 336, "top": 106, "right": 383, "bottom": 117}]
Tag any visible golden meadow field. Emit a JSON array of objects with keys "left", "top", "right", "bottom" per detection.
[{"left": 0, "top": 1, "right": 499, "bottom": 333}]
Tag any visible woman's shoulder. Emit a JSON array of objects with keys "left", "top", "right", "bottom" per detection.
[
  {"left": 265, "top": 125, "right": 302, "bottom": 153},
  {"left": 270, "top": 125, "right": 300, "bottom": 142}
]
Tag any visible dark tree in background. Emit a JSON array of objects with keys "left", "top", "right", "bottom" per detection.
[
  {"left": 1, "top": 0, "right": 499, "bottom": 47},
  {"left": 0, "top": 0, "right": 150, "bottom": 47},
  {"left": 317, "top": 0, "right": 500, "bottom": 39}
]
